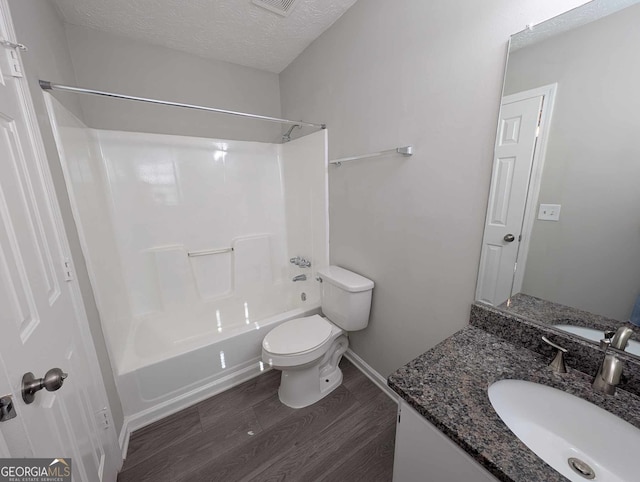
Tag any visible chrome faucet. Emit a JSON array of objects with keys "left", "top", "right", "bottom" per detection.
[
  {"left": 592, "top": 326, "right": 633, "bottom": 395},
  {"left": 292, "top": 274, "right": 307, "bottom": 282},
  {"left": 610, "top": 326, "right": 634, "bottom": 351}
]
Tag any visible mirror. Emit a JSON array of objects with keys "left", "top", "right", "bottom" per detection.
[{"left": 477, "top": 0, "right": 640, "bottom": 356}]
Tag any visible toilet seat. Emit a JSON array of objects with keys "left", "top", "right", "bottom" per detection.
[{"left": 262, "top": 315, "right": 333, "bottom": 355}]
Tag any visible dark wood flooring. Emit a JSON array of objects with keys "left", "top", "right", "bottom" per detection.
[{"left": 117, "top": 358, "right": 397, "bottom": 481}]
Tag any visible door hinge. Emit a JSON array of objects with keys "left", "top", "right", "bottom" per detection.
[
  {"left": 535, "top": 101, "right": 544, "bottom": 137},
  {"left": 1, "top": 40, "right": 26, "bottom": 78},
  {"left": 63, "top": 258, "right": 74, "bottom": 281},
  {"left": 96, "top": 407, "right": 110, "bottom": 430}
]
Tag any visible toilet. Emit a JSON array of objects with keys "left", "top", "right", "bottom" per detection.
[{"left": 262, "top": 266, "right": 374, "bottom": 408}]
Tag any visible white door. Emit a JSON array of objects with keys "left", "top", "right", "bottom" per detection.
[
  {"left": 0, "top": 3, "right": 120, "bottom": 480},
  {"left": 476, "top": 94, "right": 543, "bottom": 306}
]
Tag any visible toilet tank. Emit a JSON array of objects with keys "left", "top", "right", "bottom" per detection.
[{"left": 317, "top": 266, "right": 374, "bottom": 331}]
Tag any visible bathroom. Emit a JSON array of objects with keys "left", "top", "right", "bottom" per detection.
[{"left": 1, "top": 0, "right": 640, "bottom": 480}]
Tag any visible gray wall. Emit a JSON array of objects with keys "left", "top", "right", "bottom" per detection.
[
  {"left": 7, "top": 0, "right": 124, "bottom": 433},
  {"left": 64, "top": 24, "right": 282, "bottom": 142},
  {"left": 280, "top": 0, "right": 588, "bottom": 376},
  {"left": 505, "top": 5, "right": 640, "bottom": 321}
]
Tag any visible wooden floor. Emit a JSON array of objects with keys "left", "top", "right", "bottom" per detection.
[{"left": 117, "top": 358, "right": 397, "bottom": 481}]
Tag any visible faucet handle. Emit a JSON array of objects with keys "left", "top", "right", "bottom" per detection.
[
  {"left": 542, "top": 336, "right": 568, "bottom": 353},
  {"left": 542, "top": 336, "right": 568, "bottom": 373},
  {"left": 600, "top": 330, "right": 615, "bottom": 349},
  {"left": 298, "top": 258, "right": 311, "bottom": 268}
]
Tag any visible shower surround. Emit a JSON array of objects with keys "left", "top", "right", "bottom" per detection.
[{"left": 45, "top": 95, "right": 328, "bottom": 430}]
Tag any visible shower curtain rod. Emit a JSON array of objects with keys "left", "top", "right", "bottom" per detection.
[{"left": 39, "top": 80, "right": 326, "bottom": 129}]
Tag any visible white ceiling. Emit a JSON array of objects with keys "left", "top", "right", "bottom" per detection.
[{"left": 53, "top": 0, "right": 359, "bottom": 73}]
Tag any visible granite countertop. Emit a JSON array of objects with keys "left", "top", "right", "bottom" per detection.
[{"left": 387, "top": 326, "right": 640, "bottom": 482}]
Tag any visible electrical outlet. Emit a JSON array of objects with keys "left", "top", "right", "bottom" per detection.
[{"left": 538, "top": 203, "right": 561, "bottom": 221}]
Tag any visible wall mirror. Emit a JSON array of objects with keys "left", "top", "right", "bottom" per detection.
[{"left": 476, "top": 0, "right": 640, "bottom": 356}]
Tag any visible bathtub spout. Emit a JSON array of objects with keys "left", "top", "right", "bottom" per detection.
[{"left": 292, "top": 274, "right": 307, "bottom": 282}]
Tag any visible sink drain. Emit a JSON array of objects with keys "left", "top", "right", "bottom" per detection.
[{"left": 568, "top": 458, "right": 595, "bottom": 480}]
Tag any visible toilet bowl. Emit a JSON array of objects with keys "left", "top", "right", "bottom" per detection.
[
  {"left": 262, "top": 314, "right": 348, "bottom": 408},
  {"left": 262, "top": 266, "right": 373, "bottom": 408}
]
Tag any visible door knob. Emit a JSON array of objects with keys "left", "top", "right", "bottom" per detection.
[
  {"left": 503, "top": 234, "right": 516, "bottom": 242},
  {"left": 22, "top": 368, "right": 68, "bottom": 404}
]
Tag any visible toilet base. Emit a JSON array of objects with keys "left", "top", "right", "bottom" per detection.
[{"left": 276, "top": 334, "right": 348, "bottom": 408}]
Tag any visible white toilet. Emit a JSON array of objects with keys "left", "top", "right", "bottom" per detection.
[{"left": 262, "top": 265, "right": 374, "bottom": 408}]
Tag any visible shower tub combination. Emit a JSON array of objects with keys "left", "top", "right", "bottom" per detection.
[
  {"left": 45, "top": 93, "right": 329, "bottom": 432},
  {"left": 117, "top": 287, "right": 321, "bottom": 422}
]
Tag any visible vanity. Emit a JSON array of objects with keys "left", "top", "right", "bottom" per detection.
[
  {"left": 389, "top": 1, "right": 640, "bottom": 480},
  {"left": 389, "top": 308, "right": 640, "bottom": 481}
]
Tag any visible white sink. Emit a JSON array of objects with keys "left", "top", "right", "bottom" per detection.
[
  {"left": 554, "top": 324, "right": 640, "bottom": 356},
  {"left": 488, "top": 379, "right": 640, "bottom": 482}
]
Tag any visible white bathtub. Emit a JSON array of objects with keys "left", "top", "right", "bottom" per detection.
[{"left": 116, "top": 281, "right": 320, "bottom": 432}]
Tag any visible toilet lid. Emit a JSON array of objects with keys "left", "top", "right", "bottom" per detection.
[{"left": 263, "top": 315, "right": 333, "bottom": 355}]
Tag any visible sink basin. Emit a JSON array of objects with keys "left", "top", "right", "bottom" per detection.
[
  {"left": 554, "top": 324, "right": 640, "bottom": 356},
  {"left": 488, "top": 379, "right": 640, "bottom": 481}
]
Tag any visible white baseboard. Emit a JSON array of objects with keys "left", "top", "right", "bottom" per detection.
[
  {"left": 344, "top": 349, "right": 399, "bottom": 404},
  {"left": 118, "top": 363, "right": 272, "bottom": 461}
]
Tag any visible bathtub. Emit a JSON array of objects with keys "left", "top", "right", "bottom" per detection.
[{"left": 115, "top": 280, "right": 320, "bottom": 433}]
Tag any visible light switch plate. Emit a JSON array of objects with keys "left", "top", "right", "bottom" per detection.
[{"left": 538, "top": 203, "right": 561, "bottom": 221}]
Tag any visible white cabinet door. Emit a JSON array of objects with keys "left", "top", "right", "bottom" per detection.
[
  {"left": 393, "top": 401, "right": 499, "bottom": 482},
  {"left": 0, "top": 2, "right": 120, "bottom": 480}
]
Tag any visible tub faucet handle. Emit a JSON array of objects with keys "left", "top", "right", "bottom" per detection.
[
  {"left": 298, "top": 258, "right": 311, "bottom": 268},
  {"left": 289, "top": 256, "right": 311, "bottom": 268}
]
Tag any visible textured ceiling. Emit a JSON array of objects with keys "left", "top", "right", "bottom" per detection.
[
  {"left": 53, "top": 0, "right": 359, "bottom": 73},
  {"left": 511, "top": 0, "right": 640, "bottom": 51}
]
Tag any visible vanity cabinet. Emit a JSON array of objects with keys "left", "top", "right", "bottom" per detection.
[{"left": 393, "top": 400, "right": 499, "bottom": 482}]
